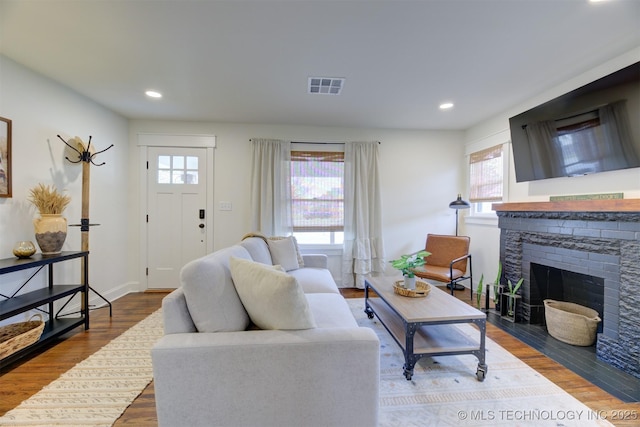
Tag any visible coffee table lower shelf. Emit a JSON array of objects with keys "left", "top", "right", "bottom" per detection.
[{"left": 365, "top": 296, "right": 487, "bottom": 381}]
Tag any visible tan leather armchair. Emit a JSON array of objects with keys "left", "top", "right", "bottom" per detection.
[{"left": 411, "top": 234, "right": 473, "bottom": 299}]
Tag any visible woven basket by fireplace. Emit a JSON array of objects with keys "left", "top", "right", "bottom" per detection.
[
  {"left": 544, "top": 300, "right": 601, "bottom": 346},
  {"left": 0, "top": 314, "right": 45, "bottom": 360}
]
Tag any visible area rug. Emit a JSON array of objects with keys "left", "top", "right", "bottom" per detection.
[
  {"left": 0, "top": 309, "right": 163, "bottom": 427},
  {"left": 348, "top": 298, "right": 613, "bottom": 427},
  {"left": 0, "top": 300, "right": 614, "bottom": 427}
]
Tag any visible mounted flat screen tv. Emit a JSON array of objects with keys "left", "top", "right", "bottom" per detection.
[{"left": 509, "top": 62, "right": 640, "bottom": 182}]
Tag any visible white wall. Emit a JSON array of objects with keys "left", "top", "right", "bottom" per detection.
[
  {"left": 463, "top": 48, "right": 640, "bottom": 293},
  {"left": 128, "top": 121, "right": 465, "bottom": 287},
  {"left": 0, "top": 55, "right": 130, "bottom": 323},
  {"left": 0, "top": 53, "right": 466, "bottom": 307},
  {"left": 8, "top": 47, "right": 635, "bottom": 299}
]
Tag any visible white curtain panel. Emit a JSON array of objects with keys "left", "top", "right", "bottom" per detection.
[
  {"left": 524, "top": 120, "right": 562, "bottom": 179},
  {"left": 342, "top": 141, "right": 386, "bottom": 288},
  {"left": 599, "top": 100, "right": 639, "bottom": 167},
  {"left": 249, "top": 139, "right": 293, "bottom": 236}
]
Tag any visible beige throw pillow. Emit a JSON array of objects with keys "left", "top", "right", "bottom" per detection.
[
  {"left": 268, "top": 235, "right": 304, "bottom": 268},
  {"left": 267, "top": 236, "right": 300, "bottom": 271},
  {"left": 229, "top": 257, "right": 316, "bottom": 330}
]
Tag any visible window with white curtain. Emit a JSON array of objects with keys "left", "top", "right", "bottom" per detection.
[
  {"left": 469, "top": 144, "right": 504, "bottom": 214},
  {"left": 290, "top": 149, "right": 344, "bottom": 245}
]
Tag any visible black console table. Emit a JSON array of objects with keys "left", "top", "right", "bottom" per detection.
[{"left": 0, "top": 251, "right": 89, "bottom": 368}]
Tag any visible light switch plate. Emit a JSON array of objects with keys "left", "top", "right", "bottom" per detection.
[{"left": 219, "top": 201, "right": 232, "bottom": 211}]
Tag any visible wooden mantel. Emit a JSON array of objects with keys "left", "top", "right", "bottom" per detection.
[{"left": 492, "top": 198, "right": 640, "bottom": 212}]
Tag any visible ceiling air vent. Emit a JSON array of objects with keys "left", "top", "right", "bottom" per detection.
[{"left": 308, "top": 77, "right": 345, "bottom": 95}]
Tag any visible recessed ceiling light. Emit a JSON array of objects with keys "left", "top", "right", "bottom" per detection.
[
  {"left": 308, "top": 77, "right": 345, "bottom": 95},
  {"left": 145, "top": 90, "right": 162, "bottom": 98},
  {"left": 439, "top": 102, "right": 454, "bottom": 110}
]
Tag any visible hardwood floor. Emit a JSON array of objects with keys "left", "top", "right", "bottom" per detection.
[{"left": 1, "top": 289, "right": 638, "bottom": 426}]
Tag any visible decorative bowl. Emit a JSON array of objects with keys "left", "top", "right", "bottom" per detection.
[{"left": 13, "top": 241, "right": 37, "bottom": 258}]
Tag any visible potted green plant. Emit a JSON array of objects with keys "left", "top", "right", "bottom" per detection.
[{"left": 390, "top": 250, "right": 430, "bottom": 289}]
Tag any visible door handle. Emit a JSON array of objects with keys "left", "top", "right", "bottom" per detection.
[{"left": 199, "top": 224, "right": 205, "bottom": 229}]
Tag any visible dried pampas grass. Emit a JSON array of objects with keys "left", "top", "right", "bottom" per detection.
[{"left": 28, "top": 183, "right": 71, "bottom": 214}]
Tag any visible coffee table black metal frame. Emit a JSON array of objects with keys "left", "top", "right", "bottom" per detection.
[{"left": 365, "top": 277, "right": 487, "bottom": 381}]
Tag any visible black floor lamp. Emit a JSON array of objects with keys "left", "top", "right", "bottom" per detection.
[
  {"left": 449, "top": 194, "right": 470, "bottom": 236},
  {"left": 448, "top": 194, "right": 470, "bottom": 291}
]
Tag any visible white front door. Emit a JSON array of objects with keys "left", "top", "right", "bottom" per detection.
[{"left": 147, "top": 146, "right": 208, "bottom": 289}]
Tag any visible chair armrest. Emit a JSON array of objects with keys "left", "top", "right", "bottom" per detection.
[
  {"left": 449, "top": 253, "right": 471, "bottom": 267},
  {"left": 302, "top": 253, "right": 328, "bottom": 268},
  {"left": 450, "top": 253, "right": 472, "bottom": 282}
]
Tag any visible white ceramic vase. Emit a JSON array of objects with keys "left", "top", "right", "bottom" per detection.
[{"left": 404, "top": 275, "right": 416, "bottom": 290}]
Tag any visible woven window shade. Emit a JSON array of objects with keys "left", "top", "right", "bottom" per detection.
[
  {"left": 291, "top": 150, "right": 344, "bottom": 231},
  {"left": 469, "top": 144, "right": 503, "bottom": 202}
]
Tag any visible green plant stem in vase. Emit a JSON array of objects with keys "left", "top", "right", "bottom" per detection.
[
  {"left": 476, "top": 274, "right": 484, "bottom": 309},
  {"left": 493, "top": 261, "right": 502, "bottom": 310},
  {"left": 506, "top": 277, "right": 524, "bottom": 316}
]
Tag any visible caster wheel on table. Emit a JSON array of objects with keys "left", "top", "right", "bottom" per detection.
[
  {"left": 403, "top": 365, "right": 413, "bottom": 381},
  {"left": 476, "top": 365, "right": 487, "bottom": 382}
]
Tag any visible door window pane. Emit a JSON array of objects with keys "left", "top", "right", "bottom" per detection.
[
  {"left": 158, "top": 156, "right": 171, "bottom": 169},
  {"left": 157, "top": 154, "right": 200, "bottom": 184},
  {"left": 172, "top": 171, "right": 184, "bottom": 184},
  {"left": 185, "top": 171, "right": 198, "bottom": 184},
  {"left": 173, "top": 156, "right": 184, "bottom": 169},
  {"left": 186, "top": 156, "right": 198, "bottom": 169},
  {"left": 158, "top": 170, "right": 171, "bottom": 184}
]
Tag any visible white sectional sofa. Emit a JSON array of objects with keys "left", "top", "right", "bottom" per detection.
[{"left": 151, "top": 236, "right": 380, "bottom": 427}]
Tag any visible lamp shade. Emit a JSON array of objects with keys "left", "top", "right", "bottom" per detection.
[{"left": 449, "top": 194, "right": 470, "bottom": 210}]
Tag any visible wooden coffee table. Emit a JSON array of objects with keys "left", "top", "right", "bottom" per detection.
[{"left": 365, "top": 277, "right": 487, "bottom": 381}]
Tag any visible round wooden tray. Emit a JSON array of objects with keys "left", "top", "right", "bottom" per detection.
[{"left": 394, "top": 280, "right": 431, "bottom": 297}]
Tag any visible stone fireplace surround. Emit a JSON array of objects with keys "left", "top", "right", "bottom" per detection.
[{"left": 493, "top": 199, "right": 640, "bottom": 379}]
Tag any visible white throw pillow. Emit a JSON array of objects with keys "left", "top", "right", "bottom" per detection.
[
  {"left": 269, "top": 235, "right": 304, "bottom": 267},
  {"left": 229, "top": 257, "right": 316, "bottom": 330},
  {"left": 267, "top": 236, "right": 300, "bottom": 271}
]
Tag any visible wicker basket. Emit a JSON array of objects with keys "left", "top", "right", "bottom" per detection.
[
  {"left": 0, "top": 314, "right": 45, "bottom": 360},
  {"left": 544, "top": 300, "right": 601, "bottom": 346},
  {"left": 394, "top": 280, "right": 431, "bottom": 297}
]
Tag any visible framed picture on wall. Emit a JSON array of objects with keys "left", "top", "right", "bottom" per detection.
[{"left": 0, "top": 116, "right": 12, "bottom": 198}]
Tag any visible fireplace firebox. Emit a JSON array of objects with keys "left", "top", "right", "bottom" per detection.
[{"left": 530, "top": 263, "right": 604, "bottom": 334}]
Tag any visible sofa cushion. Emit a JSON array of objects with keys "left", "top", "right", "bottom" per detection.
[
  {"left": 305, "top": 293, "right": 358, "bottom": 328},
  {"left": 288, "top": 268, "right": 340, "bottom": 294},
  {"left": 266, "top": 236, "right": 300, "bottom": 271},
  {"left": 181, "top": 246, "right": 251, "bottom": 333},
  {"left": 230, "top": 257, "right": 316, "bottom": 330}
]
